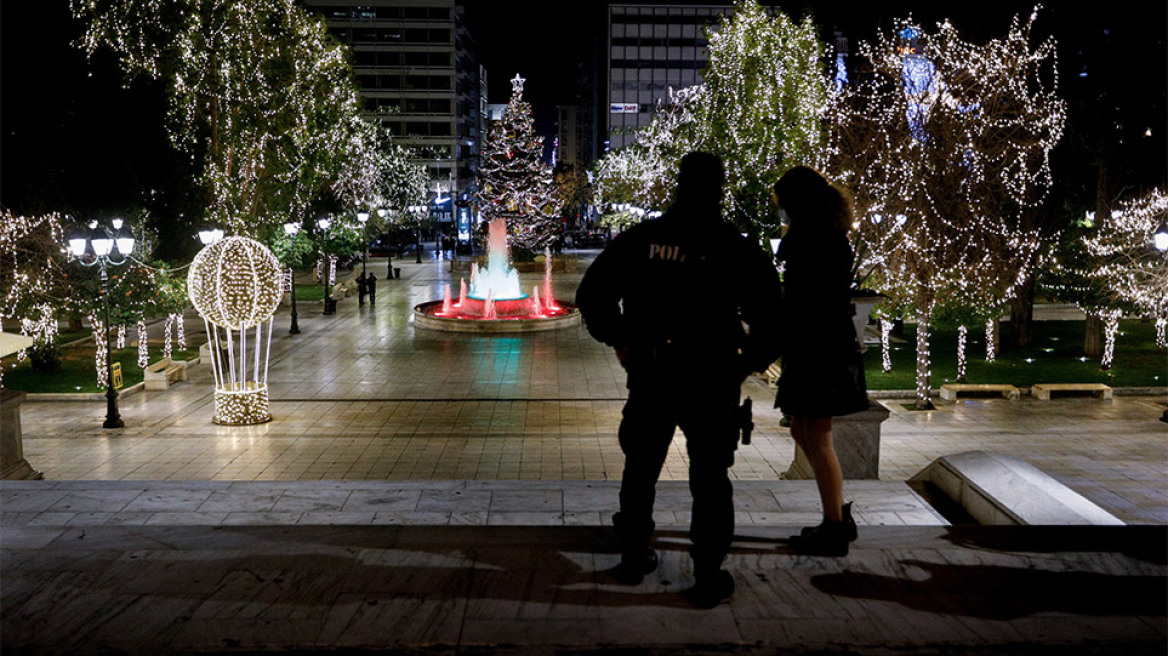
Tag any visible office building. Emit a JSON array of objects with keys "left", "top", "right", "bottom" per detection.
[
  {"left": 606, "top": 4, "right": 733, "bottom": 152},
  {"left": 306, "top": 0, "right": 484, "bottom": 217}
]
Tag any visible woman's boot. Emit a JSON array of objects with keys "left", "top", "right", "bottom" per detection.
[{"left": 790, "top": 502, "right": 857, "bottom": 556}]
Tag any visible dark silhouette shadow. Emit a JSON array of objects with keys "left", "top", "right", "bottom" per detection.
[
  {"left": 810, "top": 557, "right": 1166, "bottom": 620},
  {"left": 6, "top": 523, "right": 1165, "bottom": 654},
  {"left": 938, "top": 525, "right": 1168, "bottom": 566}
]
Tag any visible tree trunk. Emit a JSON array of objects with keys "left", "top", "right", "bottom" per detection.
[
  {"left": 1082, "top": 164, "right": 1110, "bottom": 362},
  {"left": 956, "top": 325, "right": 968, "bottom": 383},
  {"left": 1096, "top": 163, "right": 1109, "bottom": 225},
  {"left": 1084, "top": 313, "right": 1104, "bottom": 358},
  {"left": 914, "top": 292, "right": 935, "bottom": 410},
  {"left": 1009, "top": 274, "right": 1035, "bottom": 347},
  {"left": 1100, "top": 314, "right": 1119, "bottom": 370},
  {"left": 985, "top": 317, "right": 1000, "bottom": 362}
]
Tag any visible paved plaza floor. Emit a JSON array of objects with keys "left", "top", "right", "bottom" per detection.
[
  {"left": 4, "top": 250, "right": 1167, "bottom": 654},
  {"left": 14, "top": 251, "right": 1168, "bottom": 524}
]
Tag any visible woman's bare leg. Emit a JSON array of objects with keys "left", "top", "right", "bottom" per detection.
[{"left": 790, "top": 416, "right": 844, "bottom": 521}]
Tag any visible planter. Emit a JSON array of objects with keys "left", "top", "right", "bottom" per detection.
[
  {"left": 782, "top": 400, "right": 890, "bottom": 480},
  {"left": 1, "top": 389, "right": 42, "bottom": 480}
]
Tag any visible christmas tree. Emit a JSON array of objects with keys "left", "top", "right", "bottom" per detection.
[{"left": 476, "top": 75, "right": 562, "bottom": 252}]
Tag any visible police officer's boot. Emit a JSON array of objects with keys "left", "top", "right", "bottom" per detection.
[{"left": 612, "top": 512, "right": 658, "bottom": 585}]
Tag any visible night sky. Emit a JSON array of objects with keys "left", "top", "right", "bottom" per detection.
[{"left": 2, "top": 1, "right": 1164, "bottom": 221}]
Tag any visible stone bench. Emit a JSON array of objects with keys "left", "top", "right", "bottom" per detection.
[
  {"left": 144, "top": 357, "right": 185, "bottom": 390},
  {"left": 939, "top": 383, "right": 1020, "bottom": 401},
  {"left": 1031, "top": 383, "right": 1112, "bottom": 400}
]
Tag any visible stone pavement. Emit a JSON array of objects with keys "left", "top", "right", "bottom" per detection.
[
  {"left": 14, "top": 251, "right": 1168, "bottom": 523},
  {"left": 1, "top": 513, "right": 1164, "bottom": 655},
  {"left": 3, "top": 250, "right": 1167, "bottom": 654}
]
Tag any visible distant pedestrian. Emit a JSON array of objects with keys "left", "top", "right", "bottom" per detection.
[
  {"left": 576, "top": 152, "right": 783, "bottom": 608},
  {"left": 772, "top": 165, "right": 868, "bottom": 557},
  {"left": 366, "top": 272, "right": 377, "bottom": 306},
  {"left": 356, "top": 272, "right": 367, "bottom": 306}
]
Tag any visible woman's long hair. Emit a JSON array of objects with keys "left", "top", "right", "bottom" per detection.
[{"left": 773, "top": 166, "right": 853, "bottom": 235}]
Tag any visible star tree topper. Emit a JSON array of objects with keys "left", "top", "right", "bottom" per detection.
[{"left": 510, "top": 74, "right": 525, "bottom": 95}]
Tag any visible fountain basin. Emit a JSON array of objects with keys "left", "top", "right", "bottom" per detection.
[{"left": 414, "top": 299, "right": 580, "bottom": 332}]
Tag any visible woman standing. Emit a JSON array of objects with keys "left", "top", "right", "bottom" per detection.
[{"left": 773, "top": 166, "right": 868, "bottom": 557}]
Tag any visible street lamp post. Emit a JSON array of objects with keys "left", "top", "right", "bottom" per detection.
[
  {"left": 356, "top": 210, "right": 369, "bottom": 279},
  {"left": 68, "top": 219, "right": 136, "bottom": 429},
  {"left": 407, "top": 204, "right": 427, "bottom": 265},
  {"left": 283, "top": 221, "right": 301, "bottom": 334},
  {"left": 377, "top": 207, "right": 392, "bottom": 279},
  {"left": 1154, "top": 223, "right": 1168, "bottom": 424},
  {"left": 317, "top": 218, "right": 332, "bottom": 315}
]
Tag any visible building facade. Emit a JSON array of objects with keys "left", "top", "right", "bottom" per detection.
[
  {"left": 554, "top": 105, "right": 580, "bottom": 169},
  {"left": 606, "top": 4, "right": 732, "bottom": 152},
  {"left": 305, "top": 0, "right": 484, "bottom": 215}
]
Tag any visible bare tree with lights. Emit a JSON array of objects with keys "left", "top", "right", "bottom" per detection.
[
  {"left": 1048, "top": 189, "right": 1168, "bottom": 366},
  {"left": 0, "top": 211, "right": 68, "bottom": 380},
  {"left": 594, "top": 0, "right": 828, "bottom": 239},
  {"left": 700, "top": 0, "right": 829, "bottom": 235},
  {"left": 72, "top": 0, "right": 400, "bottom": 238},
  {"left": 1083, "top": 190, "right": 1168, "bottom": 350},
  {"left": 828, "top": 11, "right": 1065, "bottom": 408}
]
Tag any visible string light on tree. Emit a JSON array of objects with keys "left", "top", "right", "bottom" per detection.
[
  {"left": 594, "top": 0, "right": 828, "bottom": 236},
  {"left": 137, "top": 320, "right": 149, "bottom": 369},
  {"left": 956, "top": 325, "right": 968, "bottom": 382},
  {"left": 828, "top": 10, "right": 1064, "bottom": 407},
  {"left": 0, "top": 211, "right": 67, "bottom": 363},
  {"left": 1100, "top": 310, "right": 1121, "bottom": 370},
  {"left": 72, "top": 0, "right": 408, "bottom": 238},
  {"left": 880, "top": 318, "right": 894, "bottom": 372},
  {"left": 90, "top": 313, "right": 108, "bottom": 388},
  {"left": 163, "top": 314, "right": 174, "bottom": 360},
  {"left": 1050, "top": 188, "right": 1168, "bottom": 364},
  {"left": 985, "top": 318, "right": 997, "bottom": 362}
]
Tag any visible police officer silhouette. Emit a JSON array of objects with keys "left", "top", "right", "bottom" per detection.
[{"left": 576, "top": 152, "right": 782, "bottom": 607}]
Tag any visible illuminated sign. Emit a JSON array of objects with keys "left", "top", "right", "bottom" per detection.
[
  {"left": 610, "top": 103, "right": 638, "bottom": 114},
  {"left": 458, "top": 207, "right": 471, "bottom": 241}
]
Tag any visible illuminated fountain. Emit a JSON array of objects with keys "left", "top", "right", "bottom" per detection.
[{"left": 414, "top": 217, "right": 579, "bottom": 332}]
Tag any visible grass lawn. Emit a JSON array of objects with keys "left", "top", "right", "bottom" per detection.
[
  {"left": 2, "top": 344, "right": 199, "bottom": 394},
  {"left": 294, "top": 284, "right": 328, "bottom": 302},
  {"left": 55, "top": 329, "right": 93, "bottom": 345},
  {"left": 865, "top": 319, "right": 1167, "bottom": 390}
]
